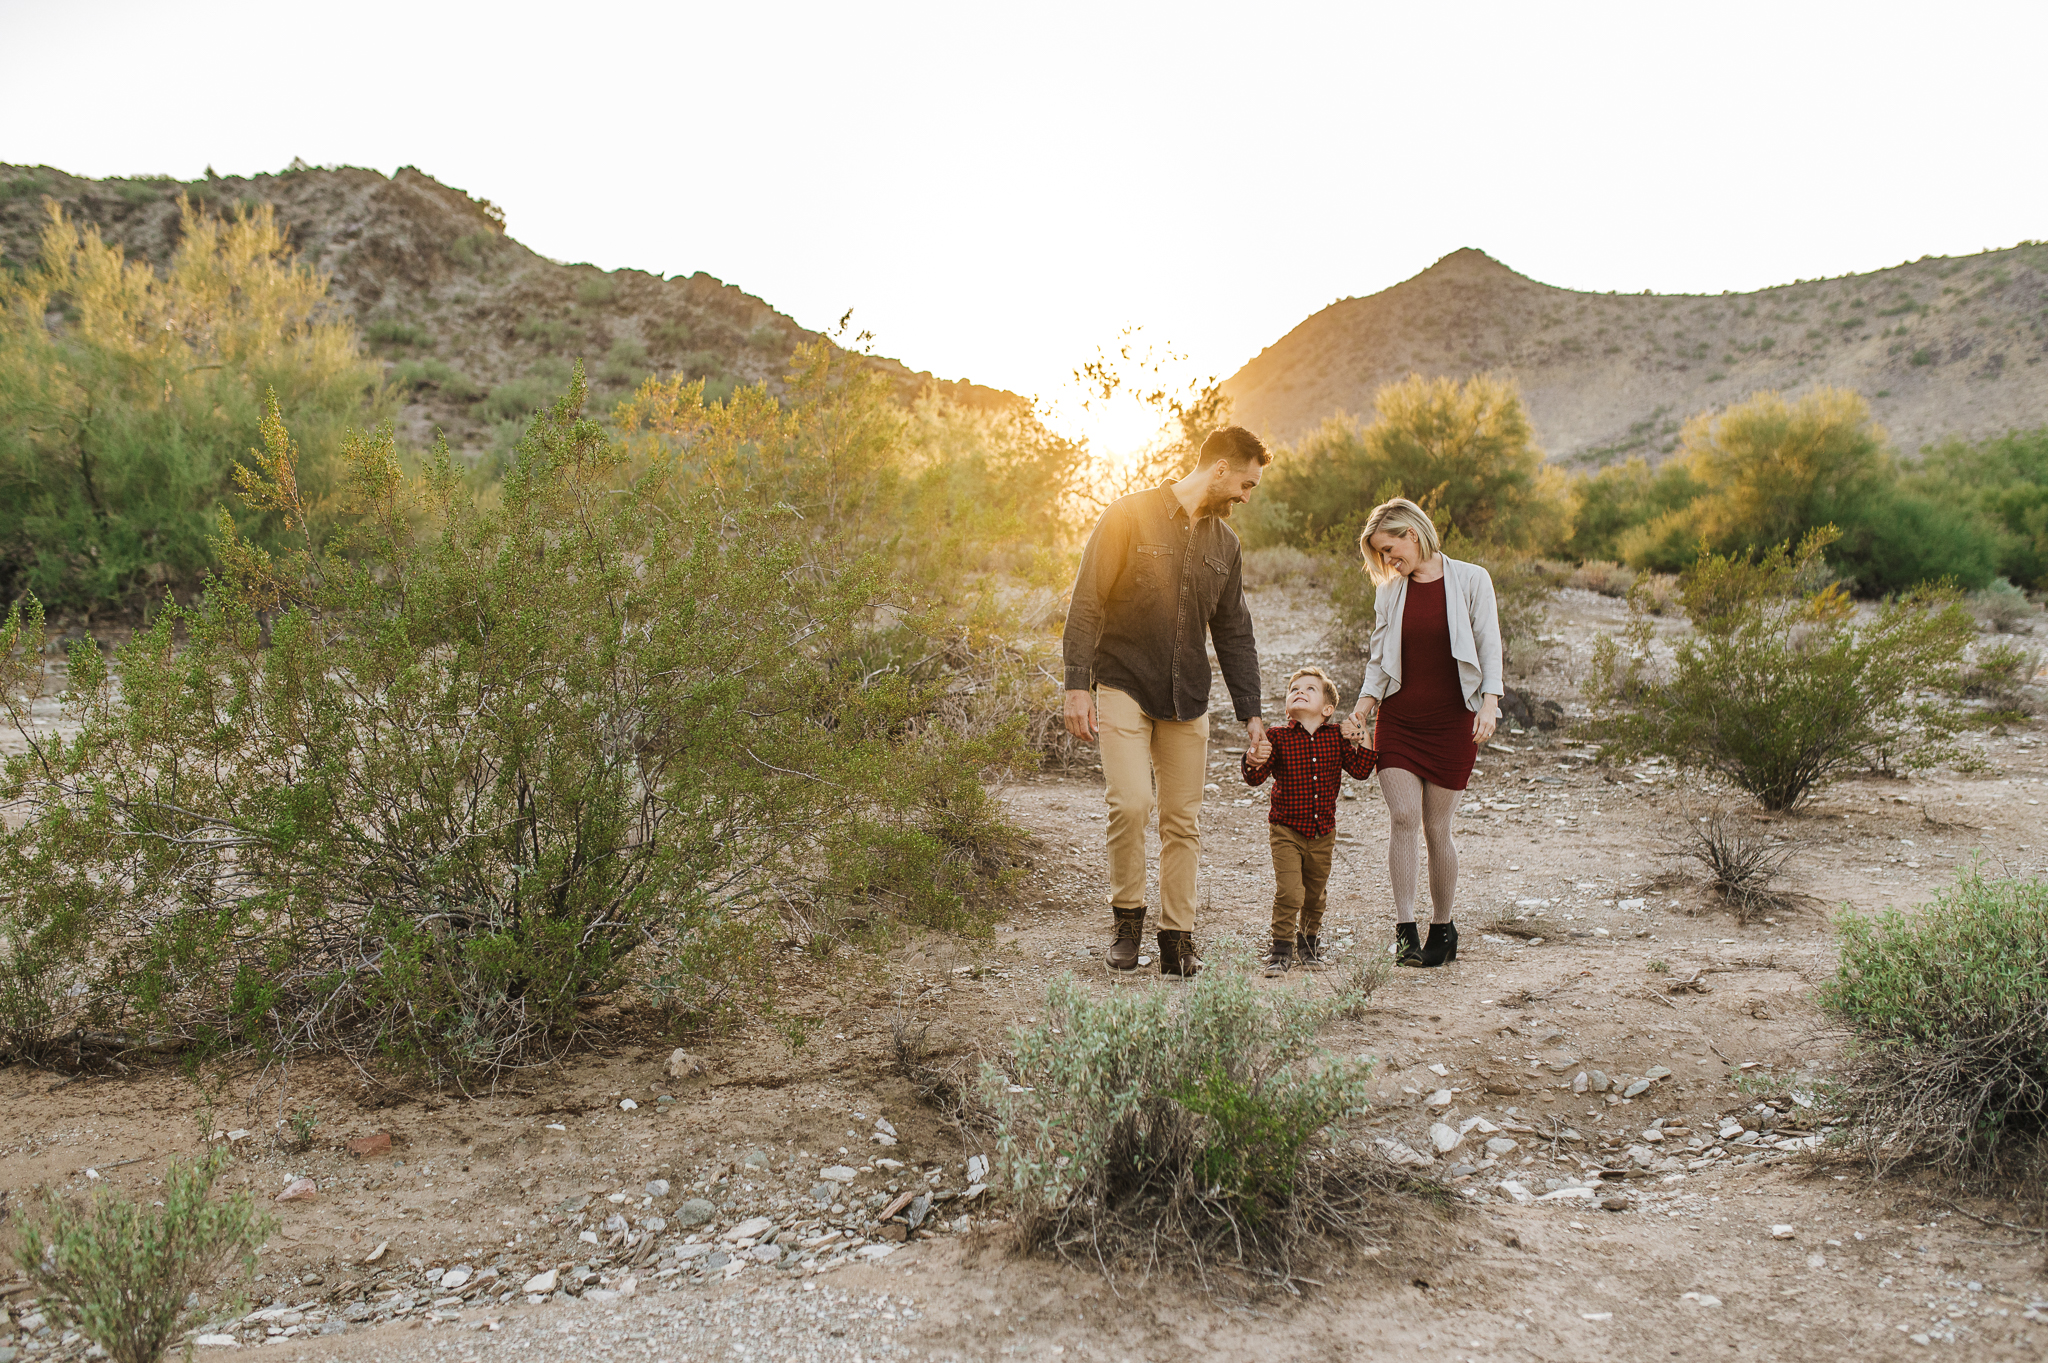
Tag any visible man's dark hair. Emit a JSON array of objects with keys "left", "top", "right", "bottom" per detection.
[{"left": 1200, "top": 425, "right": 1270, "bottom": 470}]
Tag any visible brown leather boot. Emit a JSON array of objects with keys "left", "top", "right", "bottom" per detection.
[
  {"left": 1105, "top": 905, "right": 1146, "bottom": 972},
  {"left": 1158, "top": 929, "right": 1202, "bottom": 978}
]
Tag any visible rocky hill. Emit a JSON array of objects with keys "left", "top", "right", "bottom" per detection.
[
  {"left": 0, "top": 162, "right": 1019, "bottom": 460},
  {"left": 1223, "top": 245, "right": 2048, "bottom": 462}
]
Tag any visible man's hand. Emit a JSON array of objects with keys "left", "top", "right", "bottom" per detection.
[
  {"left": 1064, "top": 689, "right": 1098, "bottom": 741},
  {"left": 1245, "top": 716, "right": 1269, "bottom": 765}
]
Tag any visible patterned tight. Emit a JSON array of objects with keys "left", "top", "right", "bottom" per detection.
[{"left": 1379, "top": 766, "right": 1462, "bottom": 925}]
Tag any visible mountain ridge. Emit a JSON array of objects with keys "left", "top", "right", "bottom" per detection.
[
  {"left": 1221, "top": 243, "right": 2048, "bottom": 461},
  {"left": 0, "top": 162, "right": 1021, "bottom": 461}
]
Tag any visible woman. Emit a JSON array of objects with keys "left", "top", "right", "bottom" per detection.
[{"left": 1347, "top": 499, "right": 1502, "bottom": 968}]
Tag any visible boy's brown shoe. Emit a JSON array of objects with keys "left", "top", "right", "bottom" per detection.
[
  {"left": 1296, "top": 933, "right": 1324, "bottom": 969},
  {"left": 1158, "top": 929, "right": 1202, "bottom": 978},
  {"left": 1263, "top": 939, "right": 1295, "bottom": 977},
  {"left": 1106, "top": 905, "right": 1146, "bottom": 972}
]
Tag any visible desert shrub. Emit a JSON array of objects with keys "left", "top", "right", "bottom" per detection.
[
  {"left": 649, "top": 318, "right": 692, "bottom": 350},
  {"left": 1568, "top": 560, "right": 1637, "bottom": 597},
  {"left": 987, "top": 940, "right": 1390, "bottom": 1281},
  {"left": 1819, "top": 871, "right": 2048, "bottom": 1174},
  {"left": 1587, "top": 528, "right": 1974, "bottom": 810},
  {"left": 1241, "top": 545, "right": 1337, "bottom": 590},
  {"left": 1257, "top": 374, "right": 1573, "bottom": 554},
  {"left": 1669, "top": 804, "right": 1796, "bottom": 925},
  {"left": 1567, "top": 457, "right": 1702, "bottom": 563},
  {"left": 17, "top": 1148, "right": 273, "bottom": 1363},
  {"left": 747, "top": 323, "right": 785, "bottom": 350},
  {"left": 475, "top": 375, "right": 558, "bottom": 422},
  {"left": 0, "top": 200, "right": 383, "bottom": 611},
  {"left": 365, "top": 318, "right": 429, "bottom": 348},
  {"left": 391, "top": 357, "right": 483, "bottom": 400},
  {"left": 575, "top": 274, "right": 618, "bottom": 307},
  {"left": 598, "top": 337, "right": 652, "bottom": 386},
  {"left": 1970, "top": 577, "right": 2036, "bottom": 633},
  {"left": 1960, "top": 641, "right": 2043, "bottom": 717},
  {"left": 0, "top": 372, "right": 1032, "bottom": 1081},
  {"left": 516, "top": 317, "right": 577, "bottom": 348},
  {"left": 448, "top": 231, "right": 497, "bottom": 269},
  {"left": 1913, "top": 429, "right": 2048, "bottom": 589}
]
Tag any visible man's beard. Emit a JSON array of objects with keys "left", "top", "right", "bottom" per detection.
[{"left": 1199, "top": 492, "right": 1236, "bottom": 519}]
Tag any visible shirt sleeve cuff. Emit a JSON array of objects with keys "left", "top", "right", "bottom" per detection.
[{"left": 1063, "top": 666, "right": 1093, "bottom": 692}]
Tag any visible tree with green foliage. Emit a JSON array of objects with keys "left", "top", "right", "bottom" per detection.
[
  {"left": 1909, "top": 427, "right": 2048, "bottom": 589},
  {"left": 1256, "top": 373, "right": 1573, "bottom": 554},
  {"left": 1614, "top": 388, "right": 1997, "bottom": 592},
  {"left": 0, "top": 369, "right": 1030, "bottom": 1081},
  {"left": 1586, "top": 528, "right": 1975, "bottom": 810},
  {"left": 0, "top": 199, "right": 382, "bottom": 612}
]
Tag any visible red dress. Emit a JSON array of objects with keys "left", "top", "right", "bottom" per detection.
[{"left": 1374, "top": 575, "right": 1477, "bottom": 790}]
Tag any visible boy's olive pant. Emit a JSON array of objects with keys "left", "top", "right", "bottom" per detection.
[{"left": 1269, "top": 822, "right": 1335, "bottom": 941}]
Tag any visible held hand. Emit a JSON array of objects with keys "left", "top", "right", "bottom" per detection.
[
  {"left": 1351, "top": 697, "right": 1378, "bottom": 730},
  {"left": 1472, "top": 696, "right": 1500, "bottom": 745},
  {"left": 1339, "top": 715, "right": 1364, "bottom": 743},
  {"left": 1248, "top": 732, "right": 1273, "bottom": 766},
  {"left": 1063, "top": 689, "right": 1098, "bottom": 742}
]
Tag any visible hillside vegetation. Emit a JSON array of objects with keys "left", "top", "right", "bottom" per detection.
[{"left": 1224, "top": 246, "right": 2048, "bottom": 460}]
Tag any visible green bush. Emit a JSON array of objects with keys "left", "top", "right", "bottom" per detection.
[
  {"left": 1818, "top": 871, "right": 2048, "bottom": 1174},
  {"left": 365, "top": 318, "right": 429, "bottom": 348},
  {"left": 0, "top": 370, "right": 1033, "bottom": 1081},
  {"left": 17, "top": 1148, "right": 273, "bottom": 1363},
  {"left": 0, "top": 200, "right": 384, "bottom": 611},
  {"left": 448, "top": 231, "right": 497, "bottom": 269},
  {"left": 474, "top": 376, "right": 558, "bottom": 422},
  {"left": 1587, "top": 529, "right": 1974, "bottom": 809},
  {"left": 1970, "top": 577, "right": 2037, "bottom": 633},
  {"left": 575, "top": 274, "right": 618, "bottom": 306},
  {"left": 516, "top": 317, "right": 577, "bottom": 349},
  {"left": 390, "top": 357, "right": 482, "bottom": 400},
  {"left": 987, "top": 940, "right": 1383, "bottom": 1277}
]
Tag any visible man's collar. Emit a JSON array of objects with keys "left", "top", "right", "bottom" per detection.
[{"left": 1157, "top": 484, "right": 1190, "bottom": 521}]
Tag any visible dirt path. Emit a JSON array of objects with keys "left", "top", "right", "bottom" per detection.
[{"left": 2, "top": 586, "right": 2044, "bottom": 1362}]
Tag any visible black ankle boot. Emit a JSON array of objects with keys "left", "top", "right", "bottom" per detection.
[
  {"left": 1421, "top": 920, "right": 1458, "bottom": 967},
  {"left": 1393, "top": 921, "right": 1423, "bottom": 967},
  {"left": 1295, "top": 933, "right": 1323, "bottom": 968}
]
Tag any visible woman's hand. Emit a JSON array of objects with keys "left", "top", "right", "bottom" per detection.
[
  {"left": 1471, "top": 695, "right": 1500, "bottom": 745},
  {"left": 1351, "top": 696, "right": 1379, "bottom": 731}
]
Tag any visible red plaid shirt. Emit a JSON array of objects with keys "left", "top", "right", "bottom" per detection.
[{"left": 1242, "top": 720, "right": 1377, "bottom": 838}]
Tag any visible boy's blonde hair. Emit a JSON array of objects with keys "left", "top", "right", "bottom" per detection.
[
  {"left": 1357, "top": 497, "right": 1443, "bottom": 585},
  {"left": 1287, "top": 666, "right": 1340, "bottom": 710}
]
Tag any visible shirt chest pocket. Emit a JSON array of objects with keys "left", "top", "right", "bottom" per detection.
[
  {"left": 1127, "top": 542, "right": 1172, "bottom": 593},
  {"left": 1197, "top": 553, "right": 1230, "bottom": 610}
]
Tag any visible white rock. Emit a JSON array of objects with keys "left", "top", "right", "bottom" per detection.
[
  {"left": 1572, "top": 1071, "right": 1590, "bottom": 1095},
  {"left": 1770, "top": 1224, "right": 1796, "bottom": 1239},
  {"left": 1428, "top": 1063, "right": 1449, "bottom": 1077},
  {"left": 1538, "top": 1186, "right": 1596, "bottom": 1201},
  {"left": 874, "top": 1117, "right": 897, "bottom": 1137},
  {"left": 1498, "top": 1180, "right": 1534, "bottom": 1203},
  {"left": 616, "top": 1276, "right": 637, "bottom": 1297},
  {"left": 821, "top": 1165, "right": 859, "bottom": 1182},
  {"left": 1374, "top": 1137, "right": 1433, "bottom": 1168},
  {"left": 857, "top": 1244, "right": 897, "bottom": 1260},
  {"left": 1484, "top": 1137, "right": 1519, "bottom": 1156},
  {"left": 874, "top": 1158, "right": 905, "bottom": 1171},
  {"left": 1806, "top": 1252, "right": 1825, "bottom": 1269},
  {"left": 870, "top": 1133, "right": 898, "bottom": 1146},
  {"left": 645, "top": 1179, "right": 670, "bottom": 1198},
  {"left": 966, "top": 1155, "right": 989, "bottom": 1182},
  {"left": 1642, "top": 1128, "right": 1664, "bottom": 1143},
  {"left": 521, "top": 1269, "right": 558, "bottom": 1294},
  {"left": 578, "top": 1230, "right": 599, "bottom": 1244},
  {"left": 602, "top": 1213, "right": 628, "bottom": 1234},
  {"left": 1425, "top": 1089, "right": 1454, "bottom": 1109},
  {"left": 1680, "top": 1291, "right": 1722, "bottom": 1307},
  {"left": 723, "top": 1216, "right": 775, "bottom": 1241},
  {"left": 439, "top": 1266, "right": 472, "bottom": 1289},
  {"left": 1459, "top": 1117, "right": 1499, "bottom": 1135},
  {"left": 1618, "top": 898, "right": 1645, "bottom": 912},
  {"left": 664, "top": 1048, "right": 704, "bottom": 1080},
  {"left": 618, "top": 1099, "right": 639, "bottom": 1111},
  {"left": 195, "top": 1334, "right": 241, "bottom": 1348},
  {"left": 1429, "top": 1122, "right": 1464, "bottom": 1154},
  {"left": 584, "top": 1288, "right": 619, "bottom": 1304}
]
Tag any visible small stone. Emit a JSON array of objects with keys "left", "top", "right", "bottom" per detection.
[
  {"left": 1426, "top": 1088, "right": 1454, "bottom": 1109},
  {"left": 1459, "top": 1117, "right": 1499, "bottom": 1135},
  {"left": 966, "top": 1155, "right": 990, "bottom": 1182},
  {"left": 618, "top": 1099, "right": 639, "bottom": 1111},
  {"left": 1429, "top": 1122, "right": 1464, "bottom": 1154},
  {"left": 704, "top": 1251, "right": 730, "bottom": 1270},
  {"left": 194, "top": 1335, "right": 241, "bottom": 1349},
  {"left": 643, "top": 1216, "right": 666, "bottom": 1232},
  {"left": 1572, "top": 1072, "right": 1590, "bottom": 1095},
  {"left": 1806, "top": 1252, "right": 1825, "bottom": 1269},
  {"left": 602, "top": 1213, "right": 629, "bottom": 1234},
  {"left": 1374, "top": 1137, "right": 1433, "bottom": 1168},
  {"left": 276, "top": 1177, "right": 318, "bottom": 1202},
  {"left": 1428, "top": 1063, "right": 1449, "bottom": 1077},
  {"left": 870, "top": 1133, "right": 898, "bottom": 1146},
  {"left": 438, "top": 1266, "right": 471, "bottom": 1290},
  {"left": 1498, "top": 1180, "right": 1534, "bottom": 1203},
  {"left": 520, "top": 1269, "right": 558, "bottom": 1295},
  {"left": 856, "top": 1244, "right": 897, "bottom": 1260},
  {"left": 1680, "top": 1291, "right": 1721, "bottom": 1306},
  {"left": 344, "top": 1132, "right": 392, "bottom": 1158},
  {"left": 578, "top": 1230, "right": 599, "bottom": 1244},
  {"left": 1642, "top": 1128, "right": 1664, "bottom": 1143},
  {"left": 583, "top": 1288, "right": 619, "bottom": 1304},
  {"left": 820, "top": 1165, "right": 859, "bottom": 1182},
  {"left": 1587, "top": 1070, "right": 1611, "bottom": 1093},
  {"left": 874, "top": 1117, "right": 898, "bottom": 1137},
  {"left": 362, "top": 1240, "right": 389, "bottom": 1264},
  {"left": 1618, "top": 898, "right": 1645, "bottom": 912},
  {"left": 1601, "top": 1196, "right": 1630, "bottom": 1212},
  {"left": 1770, "top": 1224, "right": 1796, "bottom": 1239},
  {"left": 1644, "top": 1065, "right": 1672, "bottom": 1080},
  {"left": 1629, "top": 1145, "right": 1657, "bottom": 1168},
  {"left": 1622, "top": 1080, "right": 1652, "bottom": 1099},
  {"left": 809, "top": 1183, "right": 838, "bottom": 1204},
  {"left": 664, "top": 1048, "right": 705, "bottom": 1080},
  {"left": 874, "top": 1157, "right": 905, "bottom": 1171},
  {"left": 645, "top": 1179, "right": 670, "bottom": 1198},
  {"left": 1485, "top": 1137, "right": 1518, "bottom": 1156},
  {"left": 724, "top": 1216, "right": 775, "bottom": 1241}
]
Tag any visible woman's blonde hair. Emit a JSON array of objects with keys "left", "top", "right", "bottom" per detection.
[{"left": 1357, "top": 498, "right": 1443, "bottom": 585}]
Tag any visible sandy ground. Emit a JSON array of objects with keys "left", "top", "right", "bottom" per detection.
[{"left": 2, "top": 585, "right": 2046, "bottom": 1363}]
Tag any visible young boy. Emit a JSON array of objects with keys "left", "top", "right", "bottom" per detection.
[{"left": 1242, "top": 667, "right": 1377, "bottom": 976}]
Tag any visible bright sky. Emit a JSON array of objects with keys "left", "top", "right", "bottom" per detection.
[{"left": 5, "top": 1, "right": 2044, "bottom": 454}]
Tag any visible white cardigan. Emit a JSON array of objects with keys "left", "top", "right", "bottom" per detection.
[{"left": 1356, "top": 557, "right": 1504, "bottom": 713}]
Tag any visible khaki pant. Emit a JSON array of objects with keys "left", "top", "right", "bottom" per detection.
[
  {"left": 1268, "top": 823, "right": 1335, "bottom": 941},
  {"left": 1097, "top": 686, "right": 1209, "bottom": 932}
]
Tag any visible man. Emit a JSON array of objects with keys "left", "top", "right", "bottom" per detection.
[{"left": 1061, "top": 425, "right": 1270, "bottom": 977}]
